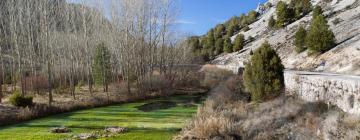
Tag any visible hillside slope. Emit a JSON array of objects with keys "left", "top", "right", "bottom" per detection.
[{"left": 213, "top": 0, "right": 360, "bottom": 75}]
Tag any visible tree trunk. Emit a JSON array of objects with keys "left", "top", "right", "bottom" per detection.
[{"left": 47, "top": 61, "right": 52, "bottom": 106}]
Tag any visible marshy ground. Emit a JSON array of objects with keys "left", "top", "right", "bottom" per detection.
[{"left": 0, "top": 95, "right": 205, "bottom": 140}]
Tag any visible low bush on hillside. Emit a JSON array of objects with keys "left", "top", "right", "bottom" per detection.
[
  {"left": 243, "top": 41, "right": 284, "bottom": 102},
  {"left": 9, "top": 90, "right": 33, "bottom": 107}
]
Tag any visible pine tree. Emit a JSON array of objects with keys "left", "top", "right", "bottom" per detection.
[
  {"left": 226, "top": 24, "right": 240, "bottom": 37},
  {"left": 223, "top": 37, "right": 233, "bottom": 53},
  {"left": 215, "top": 38, "right": 224, "bottom": 55},
  {"left": 243, "top": 41, "right": 284, "bottom": 102},
  {"left": 306, "top": 15, "right": 335, "bottom": 53},
  {"left": 205, "top": 29, "right": 216, "bottom": 59},
  {"left": 239, "top": 14, "right": 247, "bottom": 27},
  {"left": 214, "top": 24, "right": 226, "bottom": 39},
  {"left": 93, "top": 43, "right": 111, "bottom": 92},
  {"left": 313, "top": 5, "right": 323, "bottom": 18},
  {"left": 205, "top": 29, "right": 215, "bottom": 49},
  {"left": 291, "top": 0, "right": 312, "bottom": 18},
  {"left": 295, "top": 26, "right": 307, "bottom": 53},
  {"left": 268, "top": 15, "right": 276, "bottom": 29},
  {"left": 188, "top": 36, "right": 201, "bottom": 55},
  {"left": 276, "top": 1, "right": 288, "bottom": 27},
  {"left": 247, "top": 10, "right": 258, "bottom": 24},
  {"left": 233, "top": 34, "right": 245, "bottom": 52}
]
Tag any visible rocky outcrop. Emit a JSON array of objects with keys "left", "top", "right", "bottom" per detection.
[{"left": 214, "top": 0, "right": 360, "bottom": 75}]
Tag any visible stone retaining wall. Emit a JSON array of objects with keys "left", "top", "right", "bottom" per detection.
[
  {"left": 284, "top": 71, "right": 360, "bottom": 114},
  {"left": 215, "top": 65, "right": 360, "bottom": 114}
]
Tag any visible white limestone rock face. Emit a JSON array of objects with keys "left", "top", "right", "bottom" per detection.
[{"left": 214, "top": 0, "right": 360, "bottom": 75}]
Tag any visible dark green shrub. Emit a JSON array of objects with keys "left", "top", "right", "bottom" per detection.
[
  {"left": 204, "top": 29, "right": 216, "bottom": 59},
  {"left": 276, "top": 1, "right": 288, "bottom": 27},
  {"left": 306, "top": 15, "right": 335, "bottom": 54},
  {"left": 233, "top": 34, "right": 245, "bottom": 52},
  {"left": 243, "top": 41, "right": 284, "bottom": 102},
  {"left": 188, "top": 36, "right": 202, "bottom": 55},
  {"left": 223, "top": 37, "right": 233, "bottom": 53},
  {"left": 243, "top": 25, "right": 250, "bottom": 31},
  {"left": 295, "top": 26, "right": 307, "bottom": 53},
  {"left": 246, "top": 10, "right": 259, "bottom": 24},
  {"left": 9, "top": 90, "right": 33, "bottom": 107},
  {"left": 248, "top": 36, "right": 255, "bottom": 42},
  {"left": 226, "top": 24, "right": 239, "bottom": 37},
  {"left": 214, "top": 24, "right": 226, "bottom": 39},
  {"left": 313, "top": 5, "right": 323, "bottom": 18},
  {"left": 268, "top": 15, "right": 276, "bottom": 29},
  {"left": 290, "top": 0, "right": 312, "bottom": 18},
  {"left": 214, "top": 38, "right": 224, "bottom": 55}
]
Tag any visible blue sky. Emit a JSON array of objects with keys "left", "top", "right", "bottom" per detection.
[
  {"left": 178, "top": 0, "right": 267, "bottom": 35},
  {"left": 68, "top": 0, "right": 267, "bottom": 36}
]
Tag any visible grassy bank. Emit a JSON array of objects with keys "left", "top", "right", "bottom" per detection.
[{"left": 0, "top": 95, "right": 205, "bottom": 140}]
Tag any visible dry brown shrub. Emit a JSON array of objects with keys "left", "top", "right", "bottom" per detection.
[
  {"left": 25, "top": 75, "right": 49, "bottom": 94},
  {"left": 139, "top": 75, "right": 172, "bottom": 95},
  {"left": 201, "top": 67, "right": 233, "bottom": 88},
  {"left": 172, "top": 71, "right": 203, "bottom": 89}
]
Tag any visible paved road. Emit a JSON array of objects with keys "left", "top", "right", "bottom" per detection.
[{"left": 285, "top": 70, "right": 360, "bottom": 81}]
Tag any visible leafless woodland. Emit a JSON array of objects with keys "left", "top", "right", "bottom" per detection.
[{"left": 0, "top": 0, "right": 193, "bottom": 105}]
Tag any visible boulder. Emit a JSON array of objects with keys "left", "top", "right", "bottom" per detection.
[
  {"left": 104, "top": 126, "right": 128, "bottom": 134},
  {"left": 73, "top": 133, "right": 97, "bottom": 140},
  {"left": 50, "top": 127, "right": 71, "bottom": 133}
]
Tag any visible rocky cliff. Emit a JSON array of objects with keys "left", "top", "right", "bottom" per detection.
[{"left": 213, "top": 0, "right": 360, "bottom": 75}]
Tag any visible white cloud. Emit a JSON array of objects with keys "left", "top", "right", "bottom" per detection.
[{"left": 174, "top": 19, "right": 196, "bottom": 25}]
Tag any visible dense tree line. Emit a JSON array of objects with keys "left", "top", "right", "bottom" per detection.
[
  {"left": 188, "top": 10, "right": 260, "bottom": 60},
  {"left": 0, "top": 0, "right": 192, "bottom": 105}
]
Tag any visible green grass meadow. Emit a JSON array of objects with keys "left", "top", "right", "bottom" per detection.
[{"left": 0, "top": 95, "right": 204, "bottom": 140}]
